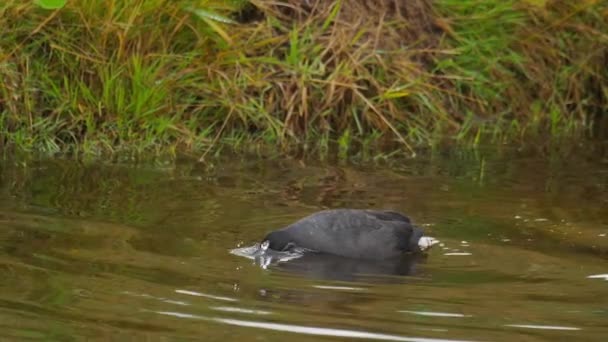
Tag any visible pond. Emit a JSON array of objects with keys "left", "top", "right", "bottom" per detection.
[{"left": 1, "top": 147, "right": 607, "bottom": 341}]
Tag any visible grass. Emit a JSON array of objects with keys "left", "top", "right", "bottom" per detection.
[{"left": 0, "top": 0, "right": 606, "bottom": 159}]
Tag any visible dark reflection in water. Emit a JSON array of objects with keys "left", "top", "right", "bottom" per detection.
[
  {"left": 1, "top": 146, "right": 608, "bottom": 341},
  {"left": 273, "top": 253, "right": 426, "bottom": 282}
]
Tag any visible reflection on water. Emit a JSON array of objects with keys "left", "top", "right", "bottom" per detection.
[
  {"left": 1, "top": 147, "right": 608, "bottom": 341},
  {"left": 587, "top": 274, "right": 608, "bottom": 281},
  {"left": 152, "top": 310, "right": 480, "bottom": 342},
  {"left": 174, "top": 289, "right": 238, "bottom": 302},
  {"left": 273, "top": 253, "right": 425, "bottom": 282},
  {"left": 400, "top": 311, "right": 472, "bottom": 318},
  {"left": 230, "top": 242, "right": 426, "bottom": 280},
  {"left": 505, "top": 324, "right": 582, "bottom": 331}
]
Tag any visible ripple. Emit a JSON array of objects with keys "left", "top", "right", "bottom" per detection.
[
  {"left": 399, "top": 311, "right": 472, "bottom": 318},
  {"left": 174, "top": 289, "right": 237, "bottom": 302},
  {"left": 153, "top": 310, "right": 199, "bottom": 319},
  {"left": 587, "top": 274, "right": 608, "bottom": 281},
  {"left": 213, "top": 317, "right": 479, "bottom": 342},
  {"left": 210, "top": 306, "right": 272, "bottom": 315},
  {"left": 313, "top": 285, "right": 366, "bottom": 291},
  {"left": 152, "top": 310, "right": 480, "bottom": 342},
  {"left": 122, "top": 291, "right": 190, "bottom": 306},
  {"left": 505, "top": 324, "right": 581, "bottom": 331}
]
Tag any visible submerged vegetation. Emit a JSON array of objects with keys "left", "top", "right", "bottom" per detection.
[{"left": 0, "top": 0, "right": 606, "bottom": 158}]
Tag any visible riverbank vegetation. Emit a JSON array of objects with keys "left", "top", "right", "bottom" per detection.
[{"left": 1, "top": 0, "right": 606, "bottom": 158}]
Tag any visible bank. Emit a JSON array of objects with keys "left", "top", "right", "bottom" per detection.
[{"left": 1, "top": 0, "right": 606, "bottom": 159}]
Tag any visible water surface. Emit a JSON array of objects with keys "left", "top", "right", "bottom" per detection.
[{"left": 1, "top": 148, "right": 607, "bottom": 341}]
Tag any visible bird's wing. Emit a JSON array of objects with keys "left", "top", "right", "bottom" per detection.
[{"left": 363, "top": 210, "right": 411, "bottom": 223}]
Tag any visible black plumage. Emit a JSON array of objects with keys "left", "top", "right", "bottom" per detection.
[{"left": 262, "top": 209, "right": 425, "bottom": 260}]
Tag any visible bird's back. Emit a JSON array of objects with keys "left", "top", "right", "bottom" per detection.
[{"left": 280, "top": 209, "right": 421, "bottom": 259}]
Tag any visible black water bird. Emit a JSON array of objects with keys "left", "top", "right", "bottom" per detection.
[{"left": 261, "top": 209, "right": 437, "bottom": 260}]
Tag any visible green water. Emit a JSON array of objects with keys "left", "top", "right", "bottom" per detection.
[{"left": 1, "top": 148, "right": 607, "bottom": 341}]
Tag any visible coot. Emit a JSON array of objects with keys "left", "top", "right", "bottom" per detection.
[{"left": 262, "top": 209, "right": 437, "bottom": 260}]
